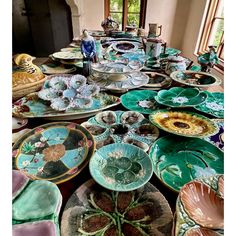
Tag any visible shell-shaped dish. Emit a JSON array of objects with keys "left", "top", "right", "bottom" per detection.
[
  {"left": 134, "top": 124, "right": 160, "bottom": 139},
  {"left": 95, "top": 111, "right": 117, "bottom": 126},
  {"left": 48, "top": 76, "right": 67, "bottom": 90},
  {"left": 179, "top": 181, "right": 224, "bottom": 229},
  {"left": 81, "top": 122, "right": 106, "bottom": 136},
  {"left": 120, "top": 111, "right": 144, "bottom": 125},
  {"left": 123, "top": 137, "right": 149, "bottom": 152},
  {"left": 69, "top": 74, "right": 86, "bottom": 89},
  {"left": 77, "top": 84, "right": 100, "bottom": 98},
  {"left": 51, "top": 97, "right": 70, "bottom": 111},
  {"left": 38, "top": 88, "right": 60, "bottom": 101},
  {"left": 71, "top": 97, "right": 93, "bottom": 109}
]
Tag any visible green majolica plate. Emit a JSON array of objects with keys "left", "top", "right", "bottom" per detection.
[
  {"left": 12, "top": 122, "right": 95, "bottom": 184},
  {"left": 89, "top": 143, "right": 153, "bottom": 191},
  {"left": 149, "top": 135, "right": 224, "bottom": 192},
  {"left": 155, "top": 87, "right": 207, "bottom": 108},
  {"left": 121, "top": 90, "right": 163, "bottom": 114},
  {"left": 149, "top": 110, "right": 219, "bottom": 138},
  {"left": 12, "top": 92, "right": 120, "bottom": 120},
  {"left": 162, "top": 47, "right": 181, "bottom": 56},
  {"left": 194, "top": 92, "right": 224, "bottom": 118}
]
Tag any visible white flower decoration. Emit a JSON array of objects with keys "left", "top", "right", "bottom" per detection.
[{"left": 172, "top": 96, "right": 189, "bottom": 104}]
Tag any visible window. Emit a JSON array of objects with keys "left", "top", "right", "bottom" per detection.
[
  {"left": 104, "top": 0, "right": 147, "bottom": 31},
  {"left": 197, "top": 0, "right": 224, "bottom": 72}
]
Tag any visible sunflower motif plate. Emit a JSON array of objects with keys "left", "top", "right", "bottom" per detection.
[
  {"left": 155, "top": 87, "right": 207, "bottom": 108},
  {"left": 149, "top": 109, "right": 219, "bottom": 138},
  {"left": 12, "top": 122, "right": 95, "bottom": 184},
  {"left": 149, "top": 135, "right": 224, "bottom": 192},
  {"left": 143, "top": 72, "right": 172, "bottom": 88},
  {"left": 81, "top": 110, "right": 159, "bottom": 151},
  {"left": 170, "top": 70, "right": 221, "bottom": 87},
  {"left": 121, "top": 90, "right": 164, "bottom": 114},
  {"left": 175, "top": 175, "right": 224, "bottom": 236},
  {"left": 89, "top": 143, "right": 153, "bottom": 191},
  {"left": 61, "top": 179, "right": 173, "bottom": 236},
  {"left": 12, "top": 92, "right": 120, "bottom": 120},
  {"left": 194, "top": 92, "right": 224, "bottom": 118}
]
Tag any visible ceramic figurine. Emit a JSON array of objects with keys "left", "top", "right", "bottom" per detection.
[
  {"left": 101, "top": 15, "right": 119, "bottom": 35},
  {"left": 165, "top": 55, "right": 187, "bottom": 75},
  {"left": 198, "top": 45, "right": 219, "bottom": 72},
  {"left": 81, "top": 29, "right": 97, "bottom": 76}
]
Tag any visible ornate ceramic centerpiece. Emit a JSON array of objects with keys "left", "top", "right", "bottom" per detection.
[{"left": 101, "top": 16, "right": 119, "bottom": 35}]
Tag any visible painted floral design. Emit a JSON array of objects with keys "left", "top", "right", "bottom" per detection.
[
  {"left": 205, "top": 102, "right": 223, "bottom": 111},
  {"left": 42, "top": 144, "right": 66, "bottom": 162}
]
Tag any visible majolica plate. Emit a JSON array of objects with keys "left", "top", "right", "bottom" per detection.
[
  {"left": 61, "top": 179, "right": 173, "bottom": 236},
  {"left": 52, "top": 51, "right": 83, "bottom": 60},
  {"left": 121, "top": 90, "right": 164, "bottom": 114},
  {"left": 204, "top": 119, "right": 224, "bottom": 150},
  {"left": 170, "top": 70, "right": 221, "bottom": 87},
  {"left": 175, "top": 175, "right": 224, "bottom": 236},
  {"left": 12, "top": 92, "right": 120, "bottom": 120},
  {"left": 112, "top": 41, "right": 140, "bottom": 53},
  {"left": 88, "top": 72, "right": 149, "bottom": 92},
  {"left": 194, "top": 92, "right": 224, "bottom": 118},
  {"left": 89, "top": 143, "right": 153, "bottom": 191},
  {"left": 12, "top": 122, "right": 95, "bottom": 184},
  {"left": 149, "top": 135, "right": 224, "bottom": 192},
  {"left": 143, "top": 72, "right": 172, "bottom": 88},
  {"left": 121, "top": 51, "right": 149, "bottom": 62},
  {"left": 162, "top": 47, "right": 181, "bottom": 56},
  {"left": 149, "top": 110, "right": 219, "bottom": 138},
  {"left": 81, "top": 110, "right": 159, "bottom": 151},
  {"left": 40, "top": 63, "right": 77, "bottom": 74},
  {"left": 155, "top": 87, "right": 207, "bottom": 108}
]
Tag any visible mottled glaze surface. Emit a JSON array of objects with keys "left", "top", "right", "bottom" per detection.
[
  {"left": 149, "top": 136, "right": 224, "bottom": 192},
  {"left": 61, "top": 179, "right": 173, "bottom": 236},
  {"left": 89, "top": 143, "right": 153, "bottom": 191},
  {"left": 12, "top": 170, "right": 29, "bottom": 200}
]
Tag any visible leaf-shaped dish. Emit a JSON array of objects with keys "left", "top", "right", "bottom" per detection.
[
  {"left": 155, "top": 87, "right": 207, "bottom": 107},
  {"left": 149, "top": 110, "right": 219, "bottom": 138},
  {"left": 89, "top": 143, "right": 153, "bottom": 191},
  {"left": 12, "top": 122, "right": 95, "bottom": 184},
  {"left": 170, "top": 70, "right": 221, "bottom": 87},
  {"left": 12, "top": 92, "right": 120, "bottom": 120},
  {"left": 61, "top": 179, "right": 173, "bottom": 236},
  {"left": 194, "top": 92, "right": 224, "bottom": 118},
  {"left": 149, "top": 135, "right": 224, "bottom": 192},
  {"left": 121, "top": 90, "right": 163, "bottom": 114},
  {"left": 81, "top": 110, "right": 159, "bottom": 152}
]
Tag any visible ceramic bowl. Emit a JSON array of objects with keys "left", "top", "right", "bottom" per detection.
[
  {"left": 89, "top": 143, "right": 153, "bottom": 191},
  {"left": 112, "top": 41, "right": 140, "bottom": 53},
  {"left": 143, "top": 72, "right": 172, "bottom": 88},
  {"left": 149, "top": 110, "right": 219, "bottom": 138},
  {"left": 155, "top": 87, "right": 207, "bottom": 107}
]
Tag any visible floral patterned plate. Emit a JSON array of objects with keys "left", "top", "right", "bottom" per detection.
[
  {"left": 149, "top": 135, "right": 224, "bottom": 192},
  {"left": 194, "top": 92, "right": 224, "bottom": 118},
  {"left": 149, "top": 109, "right": 219, "bottom": 138},
  {"left": 154, "top": 87, "right": 207, "bottom": 107},
  {"left": 12, "top": 122, "right": 95, "bottom": 184},
  {"left": 12, "top": 92, "right": 120, "bottom": 120},
  {"left": 121, "top": 90, "right": 164, "bottom": 114},
  {"left": 170, "top": 70, "right": 221, "bottom": 87},
  {"left": 89, "top": 143, "right": 153, "bottom": 191},
  {"left": 175, "top": 175, "right": 224, "bottom": 236},
  {"left": 61, "top": 179, "right": 173, "bottom": 236},
  {"left": 81, "top": 110, "right": 159, "bottom": 151}
]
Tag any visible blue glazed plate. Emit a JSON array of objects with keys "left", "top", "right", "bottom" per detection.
[{"left": 89, "top": 143, "right": 153, "bottom": 191}]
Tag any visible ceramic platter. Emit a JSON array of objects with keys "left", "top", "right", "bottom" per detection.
[
  {"left": 81, "top": 110, "right": 159, "bottom": 151},
  {"left": 12, "top": 92, "right": 120, "bottom": 120},
  {"left": 149, "top": 110, "right": 219, "bottom": 138},
  {"left": 52, "top": 51, "right": 83, "bottom": 60},
  {"left": 12, "top": 122, "right": 95, "bottom": 184},
  {"left": 40, "top": 63, "right": 77, "bottom": 75},
  {"left": 170, "top": 70, "right": 221, "bottom": 87},
  {"left": 149, "top": 135, "right": 224, "bottom": 192},
  {"left": 194, "top": 92, "right": 224, "bottom": 118},
  {"left": 155, "top": 87, "right": 207, "bottom": 108},
  {"left": 61, "top": 179, "right": 173, "bottom": 236},
  {"left": 112, "top": 40, "right": 140, "bottom": 53},
  {"left": 121, "top": 90, "right": 164, "bottom": 114},
  {"left": 143, "top": 72, "right": 172, "bottom": 88},
  {"left": 12, "top": 117, "right": 28, "bottom": 131},
  {"left": 89, "top": 143, "right": 153, "bottom": 191},
  {"left": 88, "top": 72, "right": 149, "bottom": 92},
  {"left": 175, "top": 175, "right": 224, "bottom": 236},
  {"left": 204, "top": 119, "right": 224, "bottom": 150}
]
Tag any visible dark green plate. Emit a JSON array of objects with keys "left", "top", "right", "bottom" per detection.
[{"left": 149, "top": 135, "right": 224, "bottom": 192}]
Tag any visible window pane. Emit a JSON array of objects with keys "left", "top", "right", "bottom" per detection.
[
  {"left": 110, "top": 12, "right": 123, "bottom": 30},
  {"left": 208, "top": 18, "right": 224, "bottom": 48},
  {"left": 219, "top": 45, "right": 224, "bottom": 59},
  {"left": 128, "top": 0, "right": 141, "bottom": 13},
  {"left": 215, "top": 0, "right": 224, "bottom": 17},
  {"left": 110, "top": 0, "right": 123, "bottom": 12},
  {"left": 127, "top": 13, "right": 139, "bottom": 27}
]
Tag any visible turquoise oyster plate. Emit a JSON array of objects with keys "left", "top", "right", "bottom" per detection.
[
  {"left": 12, "top": 92, "right": 120, "bottom": 120},
  {"left": 61, "top": 179, "right": 173, "bottom": 236},
  {"left": 120, "top": 90, "right": 164, "bottom": 114},
  {"left": 81, "top": 110, "right": 159, "bottom": 151},
  {"left": 149, "top": 135, "right": 224, "bottom": 192},
  {"left": 12, "top": 122, "right": 95, "bottom": 184},
  {"left": 89, "top": 143, "right": 153, "bottom": 191},
  {"left": 155, "top": 87, "right": 207, "bottom": 108},
  {"left": 194, "top": 92, "right": 224, "bottom": 118}
]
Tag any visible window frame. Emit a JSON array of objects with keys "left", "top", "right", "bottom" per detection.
[
  {"left": 104, "top": 0, "right": 147, "bottom": 31},
  {"left": 196, "top": 0, "right": 224, "bottom": 73}
]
